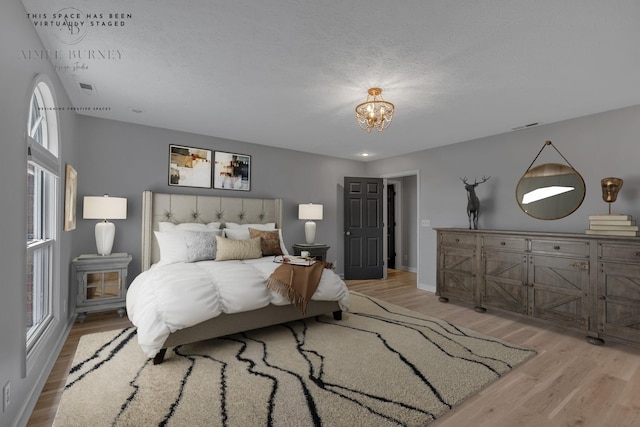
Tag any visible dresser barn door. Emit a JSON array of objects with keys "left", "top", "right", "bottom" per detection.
[
  {"left": 440, "top": 246, "right": 476, "bottom": 304},
  {"left": 481, "top": 250, "right": 528, "bottom": 314},
  {"left": 598, "top": 262, "right": 640, "bottom": 342},
  {"left": 530, "top": 255, "right": 589, "bottom": 328}
]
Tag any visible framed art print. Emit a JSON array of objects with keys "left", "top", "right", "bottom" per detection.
[
  {"left": 214, "top": 151, "right": 251, "bottom": 191},
  {"left": 64, "top": 164, "right": 77, "bottom": 231},
  {"left": 168, "top": 144, "right": 213, "bottom": 188}
]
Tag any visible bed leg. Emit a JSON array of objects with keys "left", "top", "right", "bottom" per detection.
[
  {"left": 332, "top": 310, "right": 342, "bottom": 320},
  {"left": 153, "top": 348, "right": 167, "bottom": 365}
]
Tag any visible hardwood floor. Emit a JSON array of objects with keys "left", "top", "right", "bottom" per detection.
[
  {"left": 27, "top": 311, "right": 133, "bottom": 426},
  {"left": 28, "top": 269, "right": 640, "bottom": 426}
]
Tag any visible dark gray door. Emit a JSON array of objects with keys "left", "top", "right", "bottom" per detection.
[{"left": 344, "top": 177, "right": 384, "bottom": 279}]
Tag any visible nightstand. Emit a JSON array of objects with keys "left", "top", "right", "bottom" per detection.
[
  {"left": 292, "top": 243, "right": 330, "bottom": 261},
  {"left": 72, "top": 253, "right": 133, "bottom": 323}
]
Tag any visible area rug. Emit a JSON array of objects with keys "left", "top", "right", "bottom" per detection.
[{"left": 53, "top": 292, "right": 536, "bottom": 426}]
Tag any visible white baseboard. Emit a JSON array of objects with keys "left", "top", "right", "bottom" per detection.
[
  {"left": 418, "top": 282, "right": 436, "bottom": 293},
  {"left": 18, "top": 315, "right": 75, "bottom": 427}
]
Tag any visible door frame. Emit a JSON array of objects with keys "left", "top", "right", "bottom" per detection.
[
  {"left": 380, "top": 170, "right": 420, "bottom": 283},
  {"left": 386, "top": 179, "right": 403, "bottom": 273}
]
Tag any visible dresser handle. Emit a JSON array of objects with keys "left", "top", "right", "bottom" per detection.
[
  {"left": 500, "top": 241, "right": 506, "bottom": 246},
  {"left": 598, "top": 295, "right": 606, "bottom": 300},
  {"left": 455, "top": 238, "right": 460, "bottom": 243},
  {"left": 554, "top": 245, "right": 560, "bottom": 250},
  {"left": 636, "top": 251, "right": 640, "bottom": 257}
]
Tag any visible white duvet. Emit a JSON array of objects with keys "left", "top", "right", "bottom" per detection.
[{"left": 126, "top": 257, "right": 351, "bottom": 357}]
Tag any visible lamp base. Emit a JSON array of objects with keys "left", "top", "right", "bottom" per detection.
[
  {"left": 305, "top": 220, "right": 317, "bottom": 245},
  {"left": 95, "top": 220, "right": 116, "bottom": 256}
]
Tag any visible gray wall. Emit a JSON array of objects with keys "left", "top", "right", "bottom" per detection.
[
  {"left": 366, "top": 105, "right": 640, "bottom": 291},
  {"left": 74, "top": 116, "right": 366, "bottom": 279},
  {"left": 400, "top": 175, "right": 418, "bottom": 271},
  {"left": 0, "top": 1, "right": 79, "bottom": 426}
]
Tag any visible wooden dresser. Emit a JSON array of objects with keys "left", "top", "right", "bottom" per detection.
[{"left": 435, "top": 228, "right": 640, "bottom": 348}]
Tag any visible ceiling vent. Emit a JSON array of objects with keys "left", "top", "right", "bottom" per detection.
[
  {"left": 79, "top": 82, "right": 95, "bottom": 95},
  {"left": 511, "top": 122, "right": 540, "bottom": 131}
]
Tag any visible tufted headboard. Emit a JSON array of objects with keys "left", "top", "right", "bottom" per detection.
[{"left": 141, "top": 191, "right": 283, "bottom": 271}]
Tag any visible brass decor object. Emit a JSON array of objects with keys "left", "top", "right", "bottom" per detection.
[
  {"left": 601, "top": 177, "right": 623, "bottom": 214},
  {"left": 586, "top": 178, "right": 635, "bottom": 236},
  {"left": 355, "top": 88, "right": 395, "bottom": 133}
]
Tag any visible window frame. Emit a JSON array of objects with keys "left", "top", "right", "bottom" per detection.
[{"left": 25, "top": 74, "right": 61, "bottom": 369}]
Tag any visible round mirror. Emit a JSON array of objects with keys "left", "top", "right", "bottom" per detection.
[{"left": 516, "top": 163, "right": 586, "bottom": 220}]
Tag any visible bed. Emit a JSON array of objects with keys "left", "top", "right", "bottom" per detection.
[{"left": 126, "top": 191, "right": 350, "bottom": 364}]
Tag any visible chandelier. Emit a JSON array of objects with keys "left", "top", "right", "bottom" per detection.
[{"left": 355, "top": 87, "right": 395, "bottom": 132}]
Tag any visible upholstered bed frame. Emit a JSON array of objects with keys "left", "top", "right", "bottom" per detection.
[{"left": 139, "top": 191, "right": 341, "bottom": 364}]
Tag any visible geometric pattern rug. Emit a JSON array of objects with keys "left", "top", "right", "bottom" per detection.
[{"left": 53, "top": 292, "right": 536, "bottom": 426}]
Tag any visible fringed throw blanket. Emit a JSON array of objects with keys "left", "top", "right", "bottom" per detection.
[{"left": 266, "top": 262, "right": 326, "bottom": 314}]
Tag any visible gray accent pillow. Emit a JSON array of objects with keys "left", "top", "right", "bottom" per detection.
[{"left": 184, "top": 230, "right": 222, "bottom": 262}]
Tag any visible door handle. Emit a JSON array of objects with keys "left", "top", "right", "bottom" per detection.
[{"left": 345, "top": 231, "right": 351, "bottom": 236}]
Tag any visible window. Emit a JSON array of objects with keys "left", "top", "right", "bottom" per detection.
[{"left": 26, "top": 76, "right": 60, "bottom": 352}]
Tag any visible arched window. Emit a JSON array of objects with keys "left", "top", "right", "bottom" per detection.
[{"left": 26, "top": 75, "right": 60, "bottom": 351}]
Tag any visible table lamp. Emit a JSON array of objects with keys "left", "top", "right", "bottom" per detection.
[
  {"left": 298, "top": 203, "right": 323, "bottom": 244},
  {"left": 83, "top": 195, "right": 127, "bottom": 255}
]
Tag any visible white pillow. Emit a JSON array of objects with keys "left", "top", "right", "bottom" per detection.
[
  {"left": 277, "top": 229, "right": 289, "bottom": 256},
  {"left": 224, "top": 228, "right": 251, "bottom": 240},
  {"left": 223, "top": 223, "right": 277, "bottom": 240},
  {"left": 215, "top": 236, "right": 263, "bottom": 261},
  {"left": 155, "top": 229, "right": 223, "bottom": 264},
  {"left": 224, "top": 222, "right": 276, "bottom": 230},
  {"left": 154, "top": 231, "right": 187, "bottom": 264},
  {"left": 158, "top": 222, "right": 222, "bottom": 231}
]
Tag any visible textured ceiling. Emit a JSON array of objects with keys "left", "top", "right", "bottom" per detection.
[{"left": 20, "top": 0, "right": 640, "bottom": 160}]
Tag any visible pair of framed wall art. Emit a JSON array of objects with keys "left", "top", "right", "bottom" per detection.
[{"left": 168, "top": 144, "right": 251, "bottom": 191}]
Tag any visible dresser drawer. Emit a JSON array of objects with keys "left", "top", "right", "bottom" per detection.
[
  {"left": 482, "top": 235, "right": 527, "bottom": 251},
  {"left": 531, "top": 239, "right": 589, "bottom": 257},
  {"left": 598, "top": 243, "right": 640, "bottom": 262},
  {"left": 440, "top": 232, "right": 476, "bottom": 248}
]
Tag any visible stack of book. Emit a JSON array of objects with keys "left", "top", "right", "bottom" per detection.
[{"left": 586, "top": 214, "right": 639, "bottom": 237}]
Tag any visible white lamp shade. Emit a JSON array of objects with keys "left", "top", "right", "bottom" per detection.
[
  {"left": 298, "top": 203, "right": 323, "bottom": 220},
  {"left": 83, "top": 195, "right": 127, "bottom": 219}
]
